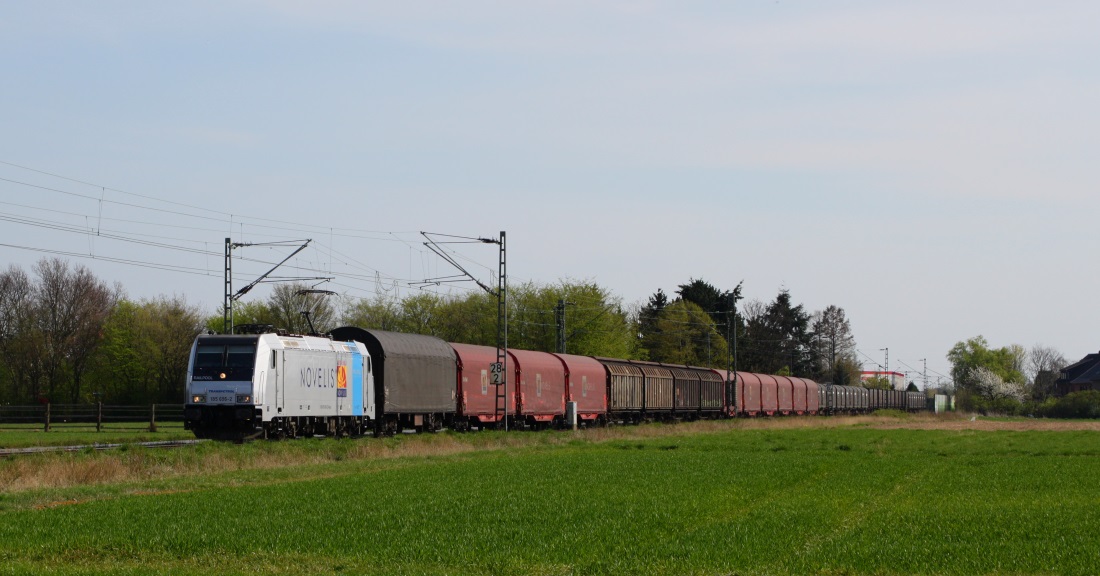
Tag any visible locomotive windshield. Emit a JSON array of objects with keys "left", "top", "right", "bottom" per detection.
[{"left": 192, "top": 337, "right": 258, "bottom": 381}]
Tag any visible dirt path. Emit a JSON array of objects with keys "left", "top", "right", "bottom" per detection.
[
  {"left": 864, "top": 414, "right": 1100, "bottom": 431},
  {"left": 728, "top": 413, "right": 1100, "bottom": 432}
]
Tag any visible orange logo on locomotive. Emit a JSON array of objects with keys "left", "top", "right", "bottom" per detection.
[{"left": 337, "top": 365, "right": 348, "bottom": 389}]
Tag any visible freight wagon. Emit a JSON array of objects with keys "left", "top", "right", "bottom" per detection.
[
  {"left": 185, "top": 326, "right": 929, "bottom": 439},
  {"left": 329, "top": 326, "right": 457, "bottom": 435}
]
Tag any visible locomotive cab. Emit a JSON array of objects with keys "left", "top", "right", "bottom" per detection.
[{"left": 185, "top": 335, "right": 263, "bottom": 438}]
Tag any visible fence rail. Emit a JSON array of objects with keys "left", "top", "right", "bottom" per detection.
[{"left": 0, "top": 404, "right": 185, "bottom": 432}]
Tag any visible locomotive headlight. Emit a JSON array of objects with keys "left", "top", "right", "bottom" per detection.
[
  {"left": 236, "top": 394, "right": 252, "bottom": 404},
  {"left": 191, "top": 394, "right": 206, "bottom": 404},
  {"left": 219, "top": 372, "right": 227, "bottom": 380}
]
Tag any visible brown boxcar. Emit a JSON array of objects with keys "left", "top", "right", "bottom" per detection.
[
  {"left": 632, "top": 361, "right": 675, "bottom": 412},
  {"left": 844, "top": 386, "right": 858, "bottom": 412},
  {"left": 868, "top": 388, "right": 882, "bottom": 411},
  {"left": 660, "top": 365, "right": 726, "bottom": 417},
  {"left": 330, "top": 326, "right": 456, "bottom": 434},
  {"left": 838, "top": 386, "right": 854, "bottom": 412},
  {"left": 826, "top": 385, "right": 856, "bottom": 413},
  {"left": 825, "top": 385, "right": 837, "bottom": 412},
  {"left": 511, "top": 349, "right": 567, "bottom": 426},
  {"left": 666, "top": 366, "right": 701, "bottom": 412},
  {"left": 690, "top": 367, "right": 725, "bottom": 413},
  {"left": 449, "top": 342, "right": 514, "bottom": 427},
  {"left": 553, "top": 353, "right": 608, "bottom": 425},
  {"left": 600, "top": 359, "right": 645, "bottom": 415},
  {"left": 719, "top": 370, "right": 737, "bottom": 416}
]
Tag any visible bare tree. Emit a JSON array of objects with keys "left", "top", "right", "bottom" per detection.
[
  {"left": 267, "top": 282, "right": 337, "bottom": 334},
  {"left": 0, "top": 260, "right": 118, "bottom": 403},
  {"left": 33, "top": 259, "right": 119, "bottom": 402},
  {"left": 1008, "top": 343, "right": 1027, "bottom": 380},
  {"left": 1027, "top": 344, "right": 1068, "bottom": 400},
  {"left": 811, "top": 305, "right": 857, "bottom": 381},
  {"left": 739, "top": 299, "right": 768, "bottom": 326},
  {"left": 0, "top": 266, "right": 36, "bottom": 402}
]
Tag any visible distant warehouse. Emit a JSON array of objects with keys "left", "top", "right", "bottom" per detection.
[{"left": 860, "top": 371, "right": 908, "bottom": 390}]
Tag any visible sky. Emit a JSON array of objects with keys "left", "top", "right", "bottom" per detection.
[{"left": 2, "top": 1, "right": 1098, "bottom": 384}]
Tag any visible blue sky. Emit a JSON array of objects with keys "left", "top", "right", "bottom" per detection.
[{"left": 3, "top": 1, "right": 1098, "bottom": 382}]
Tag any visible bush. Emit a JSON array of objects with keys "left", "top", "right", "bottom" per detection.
[
  {"left": 965, "top": 394, "right": 1023, "bottom": 416},
  {"left": 1042, "top": 391, "right": 1100, "bottom": 419}
]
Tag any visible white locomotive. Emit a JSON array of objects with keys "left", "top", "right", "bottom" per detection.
[{"left": 184, "top": 330, "right": 375, "bottom": 439}]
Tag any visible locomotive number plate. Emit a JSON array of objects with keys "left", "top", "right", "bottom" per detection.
[{"left": 207, "top": 392, "right": 235, "bottom": 404}]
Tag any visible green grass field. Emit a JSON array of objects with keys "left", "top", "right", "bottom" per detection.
[
  {"left": 0, "top": 424, "right": 192, "bottom": 449},
  {"left": 0, "top": 419, "right": 1097, "bottom": 575}
]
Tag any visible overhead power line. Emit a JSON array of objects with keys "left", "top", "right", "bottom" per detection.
[
  {"left": 0, "top": 162, "right": 480, "bottom": 300},
  {"left": 0, "top": 242, "right": 218, "bottom": 276}
]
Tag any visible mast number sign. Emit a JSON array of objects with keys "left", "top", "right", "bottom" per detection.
[{"left": 490, "top": 362, "right": 504, "bottom": 385}]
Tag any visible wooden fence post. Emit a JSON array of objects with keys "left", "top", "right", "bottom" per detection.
[
  {"left": 44, "top": 403, "right": 50, "bottom": 432},
  {"left": 149, "top": 404, "right": 158, "bottom": 433},
  {"left": 96, "top": 402, "right": 102, "bottom": 432}
]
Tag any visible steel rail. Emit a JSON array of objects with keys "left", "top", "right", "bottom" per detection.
[{"left": 0, "top": 439, "right": 207, "bottom": 457}]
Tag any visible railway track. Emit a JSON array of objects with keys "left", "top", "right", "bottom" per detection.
[{"left": 0, "top": 439, "right": 207, "bottom": 456}]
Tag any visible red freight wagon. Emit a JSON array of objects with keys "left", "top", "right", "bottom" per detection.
[
  {"left": 510, "top": 349, "right": 567, "bottom": 427},
  {"left": 774, "top": 375, "right": 793, "bottom": 415},
  {"left": 759, "top": 374, "right": 780, "bottom": 415},
  {"left": 552, "top": 353, "right": 607, "bottom": 426},
  {"left": 790, "top": 377, "right": 808, "bottom": 414},
  {"left": 804, "top": 379, "right": 820, "bottom": 414},
  {"left": 450, "top": 342, "right": 515, "bottom": 427},
  {"left": 737, "top": 372, "right": 762, "bottom": 415}
]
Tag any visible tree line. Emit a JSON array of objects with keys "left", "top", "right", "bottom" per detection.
[
  {"left": 0, "top": 259, "right": 204, "bottom": 405},
  {"left": 1, "top": 257, "right": 1077, "bottom": 412},
  {"left": 637, "top": 279, "right": 863, "bottom": 385},
  {"left": 0, "top": 259, "right": 641, "bottom": 404},
  {"left": 224, "top": 277, "right": 868, "bottom": 386},
  {"left": 946, "top": 335, "right": 1070, "bottom": 414}
]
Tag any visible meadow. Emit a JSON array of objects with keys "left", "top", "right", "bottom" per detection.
[
  {"left": 0, "top": 425, "right": 193, "bottom": 450},
  {"left": 0, "top": 416, "right": 1097, "bottom": 575}
]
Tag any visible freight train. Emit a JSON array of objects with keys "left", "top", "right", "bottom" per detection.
[{"left": 183, "top": 326, "right": 926, "bottom": 439}]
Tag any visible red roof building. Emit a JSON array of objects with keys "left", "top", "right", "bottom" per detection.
[{"left": 860, "top": 371, "right": 907, "bottom": 391}]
